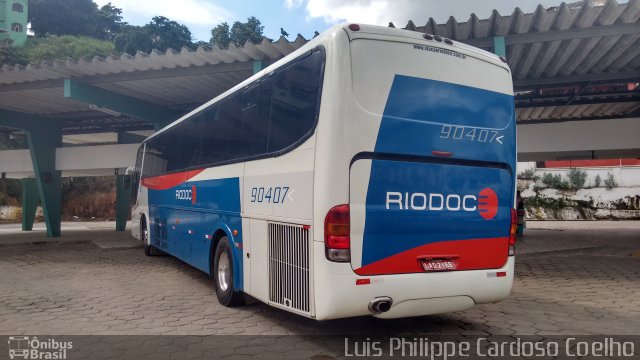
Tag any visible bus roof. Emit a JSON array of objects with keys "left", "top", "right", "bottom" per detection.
[{"left": 146, "top": 23, "right": 509, "bottom": 143}]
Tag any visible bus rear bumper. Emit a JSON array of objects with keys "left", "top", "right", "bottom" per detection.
[
  {"left": 373, "top": 296, "right": 476, "bottom": 319},
  {"left": 313, "top": 247, "right": 514, "bottom": 320}
]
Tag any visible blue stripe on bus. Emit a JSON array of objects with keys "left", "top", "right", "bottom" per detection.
[
  {"left": 148, "top": 177, "right": 244, "bottom": 290},
  {"left": 361, "top": 75, "right": 516, "bottom": 268}
]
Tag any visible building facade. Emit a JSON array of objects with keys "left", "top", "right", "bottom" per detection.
[{"left": 0, "top": 0, "right": 27, "bottom": 46}]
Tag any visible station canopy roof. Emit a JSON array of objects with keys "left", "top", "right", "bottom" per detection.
[{"left": 0, "top": 0, "right": 638, "bottom": 144}]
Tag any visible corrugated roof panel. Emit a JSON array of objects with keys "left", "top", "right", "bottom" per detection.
[
  {"left": 1, "top": 4, "right": 638, "bottom": 130},
  {"left": 409, "top": 0, "right": 639, "bottom": 82}
]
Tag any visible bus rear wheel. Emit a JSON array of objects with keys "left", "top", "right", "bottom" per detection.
[
  {"left": 141, "top": 218, "right": 161, "bottom": 256},
  {"left": 213, "top": 236, "right": 244, "bottom": 307}
]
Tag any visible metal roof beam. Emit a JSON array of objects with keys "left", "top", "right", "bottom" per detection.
[
  {"left": 79, "top": 61, "right": 254, "bottom": 85},
  {"left": 516, "top": 98, "right": 640, "bottom": 109},
  {"left": 0, "top": 61, "right": 255, "bottom": 93},
  {"left": 513, "top": 70, "right": 640, "bottom": 89},
  {"left": 517, "top": 113, "right": 636, "bottom": 124},
  {"left": 463, "top": 23, "right": 640, "bottom": 48},
  {"left": 64, "top": 79, "right": 179, "bottom": 128}
]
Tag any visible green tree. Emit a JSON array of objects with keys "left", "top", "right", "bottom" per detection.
[
  {"left": 114, "top": 17, "right": 193, "bottom": 54},
  {"left": 230, "top": 16, "right": 264, "bottom": 47},
  {"left": 145, "top": 16, "right": 193, "bottom": 51},
  {"left": 29, "top": 0, "right": 97, "bottom": 36},
  {"left": 95, "top": 3, "right": 125, "bottom": 40},
  {"left": 114, "top": 26, "right": 153, "bottom": 54},
  {"left": 210, "top": 22, "right": 230, "bottom": 49},
  {"left": 568, "top": 168, "right": 587, "bottom": 189},
  {"left": 0, "top": 133, "right": 28, "bottom": 150},
  {"left": 28, "top": 0, "right": 124, "bottom": 39},
  {"left": 0, "top": 39, "right": 28, "bottom": 66},
  {"left": 210, "top": 17, "right": 264, "bottom": 49}
]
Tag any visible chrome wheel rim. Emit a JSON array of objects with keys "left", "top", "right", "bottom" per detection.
[
  {"left": 217, "top": 253, "right": 230, "bottom": 292},
  {"left": 142, "top": 226, "right": 149, "bottom": 246}
]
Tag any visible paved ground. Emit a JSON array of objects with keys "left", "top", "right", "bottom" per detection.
[{"left": 0, "top": 221, "right": 638, "bottom": 337}]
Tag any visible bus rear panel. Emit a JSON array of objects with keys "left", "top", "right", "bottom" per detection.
[{"left": 313, "top": 25, "right": 516, "bottom": 320}]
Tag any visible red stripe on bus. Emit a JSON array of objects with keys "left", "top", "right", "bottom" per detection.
[
  {"left": 354, "top": 237, "right": 509, "bottom": 276},
  {"left": 141, "top": 169, "right": 205, "bottom": 190}
]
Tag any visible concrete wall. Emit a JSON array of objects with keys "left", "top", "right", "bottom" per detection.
[
  {"left": 533, "top": 166, "right": 640, "bottom": 187},
  {"left": 519, "top": 166, "right": 640, "bottom": 220},
  {"left": 0, "top": 143, "right": 139, "bottom": 179},
  {"left": 517, "top": 117, "right": 640, "bottom": 161}
]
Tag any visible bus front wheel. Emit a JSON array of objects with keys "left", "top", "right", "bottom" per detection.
[{"left": 213, "top": 237, "right": 244, "bottom": 307}]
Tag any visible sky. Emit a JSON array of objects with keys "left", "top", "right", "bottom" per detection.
[{"left": 94, "top": 0, "right": 563, "bottom": 43}]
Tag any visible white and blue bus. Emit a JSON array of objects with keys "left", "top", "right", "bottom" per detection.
[{"left": 131, "top": 24, "right": 517, "bottom": 320}]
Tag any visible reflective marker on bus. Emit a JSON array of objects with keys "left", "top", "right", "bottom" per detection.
[{"left": 129, "top": 23, "right": 517, "bottom": 320}]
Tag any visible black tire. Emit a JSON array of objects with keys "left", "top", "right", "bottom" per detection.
[
  {"left": 213, "top": 236, "right": 244, "bottom": 306},
  {"left": 141, "top": 218, "right": 161, "bottom": 256}
]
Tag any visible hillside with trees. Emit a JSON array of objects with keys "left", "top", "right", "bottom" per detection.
[
  {"left": 1, "top": 0, "right": 266, "bottom": 66},
  {"left": 0, "top": 2, "right": 268, "bottom": 221}
]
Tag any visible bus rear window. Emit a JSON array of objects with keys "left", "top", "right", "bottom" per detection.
[{"left": 350, "top": 39, "right": 513, "bottom": 129}]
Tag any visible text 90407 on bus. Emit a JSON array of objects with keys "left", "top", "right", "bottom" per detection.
[{"left": 130, "top": 23, "right": 517, "bottom": 320}]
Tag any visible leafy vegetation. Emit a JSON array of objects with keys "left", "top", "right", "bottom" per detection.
[
  {"left": 518, "top": 168, "right": 536, "bottom": 179},
  {"left": 0, "top": 133, "right": 28, "bottom": 150},
  {"left": 594, "top": 174, "right": 602, "bottom": 187},
  {"left": 61, "top": 177, "right": 116, "bottom": 219},
  {"left": 541, "top": 172, "right": 570, "bottom": 190},
  {"left": 524, "top": 195, "right": 569, "bottom": 210},
  {"left": 210, "top": 17, "right": 265, "bottom": 49},
  {"left": 113, "top": 16, "right": 194, "bottom": 54},
  {"left": 28, "top": 0, "right": 125, "bottom": 40},
  {"left": 14, "top": 35, "right": 115, "bottom": 63},
  {"left": 0, "top": 180, "right": 22, "bottom": 206},
  {"left": 3, "top": 1, "right": 267, "bottom": 64},
  {"left": 567, "top": 168, "right": 587, "bottom": 189},
  {"left": 604, "top": 172, "right": 618, "bottom": 190}
]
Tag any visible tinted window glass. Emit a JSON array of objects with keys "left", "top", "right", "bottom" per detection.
[
  {"left": 199, "top": 100, "right": 239, "bottom": 164},
  {"left": 132, "top": 145, "right": 144, "bottom": 202},
  {"left": 174, "top": 116, "right": 203, "bottom": 168},
  {"left": 142, "top": 47, "right": 324, "bottom": 177},
  {"left": 143, "top": 137, "right": 168, "bottom": 178},
  {"left": 268, "top": 50, "right": 323, "bottom": 153},
  {"left": 234, "top": 79, "right": 272, "bottom": 159}
]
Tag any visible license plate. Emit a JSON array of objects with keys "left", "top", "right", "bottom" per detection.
[{"left": 421, "top": 259, "right": 457, "bottom": 272}]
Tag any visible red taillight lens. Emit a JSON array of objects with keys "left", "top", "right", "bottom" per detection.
[
  {"left": 509, "top": 208, "right": 517, "bottom": 256},
  {"left": 325, "top": 204, "right": 350, "bottom": 262},
  {"left": 348, "top": 24, "right": 360, "bottom": 31}
]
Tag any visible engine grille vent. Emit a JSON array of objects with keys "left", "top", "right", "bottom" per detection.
[{"left": 268, "top": 222, "right": 310, "bottom": 314}]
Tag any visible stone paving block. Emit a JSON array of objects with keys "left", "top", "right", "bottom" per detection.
[{"left": 0, "top": 226, "right": 638, "bottom": 339}]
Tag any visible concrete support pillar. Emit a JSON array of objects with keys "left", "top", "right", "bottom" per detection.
[
  {"left": 115, "top": 174, "right": 131, "bottom": 231},
  {"left": 1, "top": 109, "right": 63, "bottom": 237},
  {"left": 25, "top": 124, "right": 63, "bottom": 237},
  {"left": 21, "top": 178, "right": 38, "bottom": 231},
  {"left": 493, "top": 36, "right": 506, "bottom": 57},
  {"left": 253, "top": 60, "right": 263, "bottom": 74}
]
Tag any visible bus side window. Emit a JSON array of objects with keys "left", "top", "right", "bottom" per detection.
[
  {"left": 268, "top": 51, "right": 323, "bottom": 153},
  {"left": 200, "top": 99, "right": 239, "bottom": 165},
  {"left": 175, "top": 114, "right": 204, "bottom": 168},
  {"left": 237, "top": 79, "right": 271, "bottom": 159},
  {"left": 143, "top": 139, "right": 167, "bottom": 178},
  {"left": 132, "top": 145, "right": 144, "bottom": 204}
]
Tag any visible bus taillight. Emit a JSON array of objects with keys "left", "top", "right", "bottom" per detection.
[
  {"left": 325, "top": 204, "right": 350, "bottom": 262},
  {"left": 509, "top": 208, "right": 517, "bottom": 256}
]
